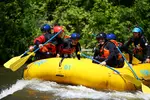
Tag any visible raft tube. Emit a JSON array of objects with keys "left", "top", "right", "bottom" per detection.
[{"left": 23, "top": 58, "right": 150, "bottom": 91}]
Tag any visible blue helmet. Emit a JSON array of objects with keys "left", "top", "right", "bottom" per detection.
[
  {"left": 132, "top": 27, "right": 142, "bottom": 34},
  {"left": 41, "top": 24, "right": 51, "bottom": 32},
  {"left": 96, "top": 32, "right": 107, "bottom": 40},
  {"left": 107, "top": 33, "right": 116, "bottom": 40},
  {"left": 70, "top": 33, "right": 80, "bottom": 40}
]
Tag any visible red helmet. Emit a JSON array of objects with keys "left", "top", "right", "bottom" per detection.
[{"left": 53, "top": 26, "right": 64, "bottom": 33}]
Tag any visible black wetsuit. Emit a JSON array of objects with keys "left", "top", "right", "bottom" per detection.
[{"left": 122, "top": 35, "right": 149, "bottom": 63}]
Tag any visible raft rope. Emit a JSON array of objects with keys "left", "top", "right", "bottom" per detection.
[
  {"left": 80, "top": 53, "right": 120, "bottom": 74},
  {"left": 116, "top": 47, "right": 140, "bottom": 80}
]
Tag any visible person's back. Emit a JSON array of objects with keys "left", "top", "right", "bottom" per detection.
[{"left": 106, "top": 33, "right": 124, "bottom": 68}]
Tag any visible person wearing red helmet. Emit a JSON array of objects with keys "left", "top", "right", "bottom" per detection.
[{"left": 51, "top": 25, "right": 65, "bottom": 57}]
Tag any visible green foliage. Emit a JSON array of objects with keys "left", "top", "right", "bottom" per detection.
[
  {"left": 1, "top": 0, "right": 150, "bottom": 61},
  {"left": 0, "top": 0, "right": 47, "bottom": 61}
]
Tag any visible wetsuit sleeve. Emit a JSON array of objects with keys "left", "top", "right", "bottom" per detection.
[
  {"left": 75, "top": 43, "right": 81, "bottom": 60},
  {"left": 122, "top": 37, "right": 133, "bottom": 64},
  {"left": 124, "top": 37, "right": 133, "bottom": 47},
  {"left": 92, "top": 47, "right": 100, "bottom": 63},
  {"left": 145, "top": 45, "right": 150, "bottom": 59},
  {"left": 105, "top": 42, "right": 116, "bottom": 64},
  {"left": 139, "top": 36, "right": 148, "bottom": 48}
]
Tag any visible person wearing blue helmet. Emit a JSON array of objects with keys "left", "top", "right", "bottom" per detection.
[
  {"left": 106, "top": 33, "right": 124, "bottom": 67},
  {"left": 29, "top": 24, "right": 58, "bottom": 60},
  {"left": 59, "top": 33, "right": 81, "bottom": 60},
  {"left": 93, "top": 32, "right": 123, "bottom": 68},
  {"left": 40, "top": 24, "right": 51, "bottom": 33},
  {"left": 123, "top": 26, "right": 149, "bottom": 64}
]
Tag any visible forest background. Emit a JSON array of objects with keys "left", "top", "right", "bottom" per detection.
[{"left": 0, "top": 0, "right": 150, "bottom": 62}]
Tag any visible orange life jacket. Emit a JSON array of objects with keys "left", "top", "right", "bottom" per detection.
[
  {"left": 39, "top": 43, "right": 56, "bottom": 54},
  {"left": 64, "top": 35, "right": 71, "bottom": 39},
  {"left": 99, "top": 40, "right": 122, "bottom": 60},
  {"left": 110, "top": 40, "right": 122, "bottom": 60}
]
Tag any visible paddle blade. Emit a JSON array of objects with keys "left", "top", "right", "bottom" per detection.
[
  {"left": 3, "top": 55, "right": 22, "bottom": 68},
  {"left": 9, "top": 52, "right": 34, "bottom": 71},
  {"left": 142, "top": 83, "right": 150, "bottom": 94},
  {"left": 123, "top": 74, "right": 141, "bottom": 87}
]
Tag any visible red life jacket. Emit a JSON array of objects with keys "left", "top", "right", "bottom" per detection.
[
  {"left": 61, "top": 47, "right": 76, "bottom": 54},
  {"left": 34, "top": 34, "right": 46, "bottom": 44},
  {"left": 39, "top": 43, "right": 56, "bottom": 54}
]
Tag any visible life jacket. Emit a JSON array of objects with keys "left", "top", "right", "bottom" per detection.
[
  {"left": 133, "top": 44, "right": 143, "bottom": 55},
  {"left": 61, "top": 47, "right": 76, "bottom": 54},
  {"left": 34, "top": 34, "right": 46, "bottom": 44},
  {"left": 99, "top": 40, "right": 122, "bottom": 60},
  {"left": 64, "top": 35, "right": 71, "bottom": 39},
  {"left": 39, "top": 43, "right": 56, "bottom": 54},
  {"left": 110, "top": 40, "right": 122, "bottom": 60},
  {"left": 132, "top": 36, "right": 148, "bottom": 55},
  {"left": 34, "top": 33, "right": 52, "bottom": 44}
]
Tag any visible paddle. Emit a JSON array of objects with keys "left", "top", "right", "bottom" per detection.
[
  {"left": 80, "top": 52, "right": 150, "bottom": 93},
  {"left": 4, "top": 45, "right": 36, "bottom": 68},
  {"left": 80, "top": 53, "right": 120, "bottom": 74},
  {"left": 116, "top": 47, "right": 150, "bottom": 93},
  {"left": 7, "top": 30, "right": 62, "bottom": 71},
  {"left": 116, "top": 47, "right": 140, "bottom": 80},
  {"left": 123, "top": 74, "right": 150, "bottom": 93}
]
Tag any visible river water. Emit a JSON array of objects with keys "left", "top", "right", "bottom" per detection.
[{"left": 0, "top": 65, "right": 150, "bottom": 100}]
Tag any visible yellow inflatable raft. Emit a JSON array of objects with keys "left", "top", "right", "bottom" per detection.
[{"left": 23, "top": 58, "right": 150, "bottom": 91}]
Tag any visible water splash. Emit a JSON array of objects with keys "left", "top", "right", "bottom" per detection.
[
  {"left": 0, "top": 79, "right": 36, "bottom": 99},
  {"left": 28, "top": 80, "right": 150, "bottom": 100},
  {"left": 0, "top": 79, "right": 150, "bottom": 100}
]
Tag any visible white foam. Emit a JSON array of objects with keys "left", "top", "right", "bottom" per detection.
[
  {"left": 28, "top": 81, "right": 150, "bottom": 100},
  {"left": 0, "top": 79, "right": 35, "bottom": 99},
  {"left": 0, "top": 79, "right": 150, "bottom": 100}
]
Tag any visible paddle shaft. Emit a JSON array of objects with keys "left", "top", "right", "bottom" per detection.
[
  {"left": 116, "top": 47, "right": 140, "bottom": 80},
  {"left": 9, "top": 30, "right": 62, "bottom": 71},
  {"left": 80, "top": 53, "right": 120, "bottom": 74},
  {"left": 22, "top": 45, "right": 36, "bottom": 56},
  {"left": 33, "top": 30, "right": 62, "bottom": 53}
]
